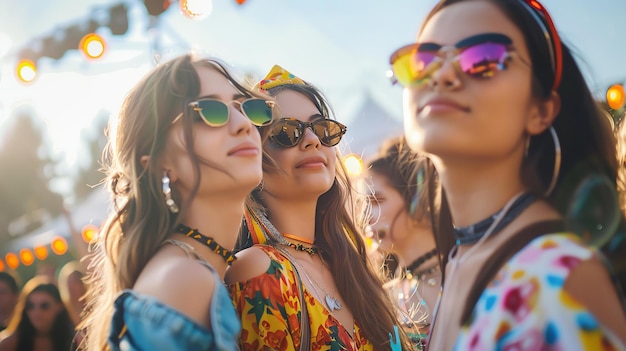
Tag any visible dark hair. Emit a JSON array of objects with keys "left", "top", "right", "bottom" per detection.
[
  {"left": 7, "top": 277, "right": 74, "bottom": 351},
  {"left": 0, "top": 272, "right": 19, "bottom": 294},
  {"left": 421, "top": 0, "right": 621, "bottom": 285},
  {"left": 247, "top": 82, "right": 412, "bottom": 350},
  {"left": 367, "top": 135, "right": 432, "bottom": 224}
]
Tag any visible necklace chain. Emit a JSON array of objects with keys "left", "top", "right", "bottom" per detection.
[
  {"left": 247, "top": 207, "right": 341, "bottom": 310},
  {"left": 176, "top": 224, "right": 237, "bottom": 265},
  {"left": 288, "top": 254, "right": 343, "bottom": 312}
]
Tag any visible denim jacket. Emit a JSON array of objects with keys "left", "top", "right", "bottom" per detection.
[{"left": 107, "top": 241, "right": 241, "bottom": 351}]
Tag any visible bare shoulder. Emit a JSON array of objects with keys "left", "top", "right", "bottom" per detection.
[
  {"left": 564, "top": 255, "right": 626, "bottom": 343},
  {"left": 133, "top": 250, "right": 216, "bottom": 327},
  {"left": 225, "top": 246, "right": 272, "bottom": 284},
  {"left": 0, "top": 332, "right": 17, "bottom": 351}
]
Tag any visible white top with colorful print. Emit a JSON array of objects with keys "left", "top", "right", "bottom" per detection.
[{"left": 454, "top": 233, "right": 625, "bottom": 351}]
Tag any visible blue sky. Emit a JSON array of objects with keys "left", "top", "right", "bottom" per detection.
[{"left": 0, "top": 0, "right": 625, "bottom": 198}]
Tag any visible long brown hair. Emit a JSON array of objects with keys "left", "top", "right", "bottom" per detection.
[
  {"left": 250, "top": 83, "right": 411, "bottom": 350},
  {"left": 79, "top": 54, "right": 268, "bottom": 350}
]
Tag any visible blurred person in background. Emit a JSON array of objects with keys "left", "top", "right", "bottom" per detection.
[
  {"left": 57, "top": 260, "right": 87, "bottom": 327},
  {"left": 0, "top": 276, "right": 74, "bottom": 351},
  {"left": 34, "top": 263, "right": 57, "bottom": 286},
  {"left": 364, "top": 135, "right": 439, "bottom": 349},
  {"left": 0, "top": 273, "right": 19, "bottom": 333}
]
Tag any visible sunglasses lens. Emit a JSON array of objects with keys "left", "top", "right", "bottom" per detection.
[
  {"left": 26, "top": 302, "right": 52, "bottom": 311},
  {"left": 270, "top": 120, "right": 302, "bottom": 147},
  {"left": 242, "top": 99, "right": 273, "bottom": 126},
  {"left": 458, "top": 42, "right": 509, "bottom": 78},
  {"left": 313, "top": 120, "right": 345, "bottom": 147},
  {"left": 392, "top": 45, "right": 438, "bottom": 87},
  {"left": 195, "top": 100, "right": 229, "bottom": 126}
]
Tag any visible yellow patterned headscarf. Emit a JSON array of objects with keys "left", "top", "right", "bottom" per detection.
[{"left": 254, "top": 64, "right": 306, "bottom": 92}]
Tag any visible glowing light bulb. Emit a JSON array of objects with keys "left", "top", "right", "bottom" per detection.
[
  {"left": 82, "top": 224, "right": 98, "bottom": 243},
  {"left": 80, "top": 33, "right": 106, "bottom": 60},
  {"left": 607, "top": 84, "right": 625, "bottom": 110},
  {"left": 51, "top": 237, "right": 68, "bottom": 255},
  {"left": 19, "top": 248, "right": 35, "bottom": 266},
  {"left": 34, "top": 245, "right": 48, "bottom": 260},
  {"left": 16, "top": 59, "right": 37, "bottom": 83},
  {"left": 5, "top": 253, "right": 19, "bottom": 269},
  {"left": 180, "top": 0, "right": 212, "bottom": 20},
  {"left": 343, "top": 153, "right": 364, "bottom": 177}
]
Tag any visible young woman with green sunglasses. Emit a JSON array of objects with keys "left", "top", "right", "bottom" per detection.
[{"left": 79, "top": 54, "right": 273, "bottom": 350}]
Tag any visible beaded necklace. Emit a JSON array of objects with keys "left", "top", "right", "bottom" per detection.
[
  {"left": 286, "top": 242, "right": 320, "bottom": 255},
  {"left": 404, "top": 248, "right": 438, "bottom": 274},
  {"left": 247, "top": 208, "right": 323, "bottom": 255},
  {"left": 283, "top": 233, "right": 321, "bottom": 255},
  {"left": 176, "top": 224, "right": 237, "bottom": 265}
]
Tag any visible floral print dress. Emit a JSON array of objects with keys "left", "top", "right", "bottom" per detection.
[
  {"left": 454, "top": 233, "right": 625, "bottom": 351},
  {"left": 228, "top": 245, "right": 375, "bottom": 351}
]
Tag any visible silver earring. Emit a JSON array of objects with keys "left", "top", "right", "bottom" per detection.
[
  {"left": 523, "top": 126, "right": 561, "bottom": 197},
  {"left": 162, "top": 171, "right": 179, "bottom": 213},
  {"left": 545, "top": 126, "right": 561, "bottom": 196}
]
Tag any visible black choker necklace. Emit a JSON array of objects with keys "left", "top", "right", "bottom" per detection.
[
  {"left": 176, "top": 224, "right": 237, "bottom": 265},
  {"left": 287, "top": 242, "right": 321, "bottom": 255},
  {"left": 405, "top": 248, "right": 438, "bottom": 274},
  {"left": 454, "top": 192, "right": 536, "bottom": 245}
]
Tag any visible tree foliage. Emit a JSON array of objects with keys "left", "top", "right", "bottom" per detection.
[
  {"left": 73, "top": 112, "right": 108, "bottom": 201},
  {"left": 0, "top": 112, "right": 64, "bottom": 244}
]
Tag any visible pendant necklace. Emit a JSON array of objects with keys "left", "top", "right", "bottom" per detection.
[
  {"left": 289, "top": 254, "right": 343, "bottom": 312},
  {"left": 246, "top": 207, "right": 341, "bottom": 310},
  {"left": 303, "top": 268, "right": 343, "bottom": 312}
]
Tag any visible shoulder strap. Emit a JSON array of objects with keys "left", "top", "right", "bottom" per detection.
[
  {"left": 459, "top": 219, "right": 564, "bottom": 325},
  {"left": 273, "top": 246, "right": 310, "bottom": 351}
]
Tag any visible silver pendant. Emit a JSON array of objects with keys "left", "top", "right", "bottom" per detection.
[{"left": 325, "top": 294, "right": 343, "bottom": 312}]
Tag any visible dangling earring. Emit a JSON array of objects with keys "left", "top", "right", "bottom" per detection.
[
  {"left": 545, "top": 126, "right": 561, "bottom": 196},
  {"left": 162, "top": 171, "right": 179, "bottom": 213},
  {"left": 523, "top": 127, "right": 561, "bottom": 196}
]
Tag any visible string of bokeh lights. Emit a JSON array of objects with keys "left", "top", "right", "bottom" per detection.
[{"left": 14, "top": 0, "right": 248, "bottom": 83}]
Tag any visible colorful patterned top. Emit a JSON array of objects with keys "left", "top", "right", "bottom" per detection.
[
  {"left": 454, "top": 233, "right": 626, "bottom": 351},
  {"left": 228, "top": 245, "right": 375, "bottom": 351}
]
